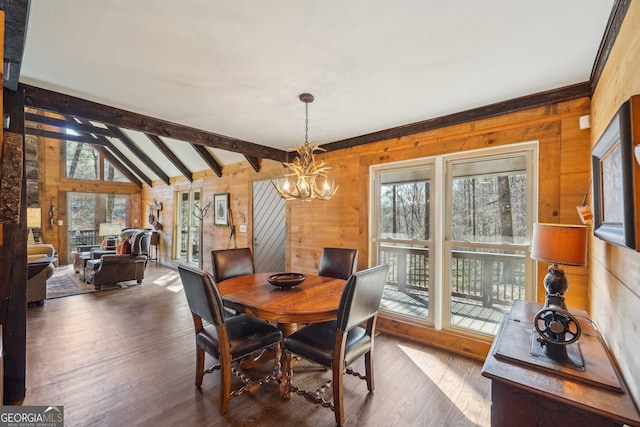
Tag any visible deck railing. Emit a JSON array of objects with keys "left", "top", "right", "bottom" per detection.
[
  {"left": 379, "top": 244, "right": 526, "bottom": 308},
  {"left": 68, "top": 229, "right": 99, "bottom": 248}
]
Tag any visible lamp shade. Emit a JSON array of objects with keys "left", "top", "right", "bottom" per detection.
[
  {"left": 27, "top": 207, "right": 42, "bottom": 228},
  {"left": 98, "top": 223, "right": 122, "bottom": 237},
  {"left": 530, "top": 223, "right": 588, "bottom": 266}
]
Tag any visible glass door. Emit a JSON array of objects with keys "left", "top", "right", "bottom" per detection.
[
  {"left": 175, "top": 190, "right": 201, "bottom": 265},
  {"left": 67, "top": 192, "right": 130, "bottom": 260},
  {"left": 372, "top": 162, "right": 434, "bottom": 324}
]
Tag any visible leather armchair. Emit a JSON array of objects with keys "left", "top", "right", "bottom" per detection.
[
  {"left": 27, "top": 243, "right": 56, "bottom": 305},
  {"left": 84, "top": 229, "right": 152, "bottom": 289}
]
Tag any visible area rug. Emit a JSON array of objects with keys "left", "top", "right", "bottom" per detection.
[{"left": 46, "top": 266, "right": 131, "bottom": 299}]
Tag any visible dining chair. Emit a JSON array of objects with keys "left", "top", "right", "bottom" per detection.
[
  {"left": 211, "top": 247, "right": 255, "bottom": 316},
  {"left": 177, "top": 264, "right": 283, "bottom": 414},
  {"left": 317, "top": 247, "right": 358, "bottom": 280},
  {"left": 282, "top": 264, "right": 390, "bottom": 426},
  {"left": 211, "top": 247, "right": 255, "bottom": 282}
]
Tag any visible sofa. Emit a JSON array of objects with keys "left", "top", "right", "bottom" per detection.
[
  {"left": 84, "top": 229, "right": 152, "bottom": 290},
  {"left": 27, "top": 244, "right": 56, "bottom": 305}
]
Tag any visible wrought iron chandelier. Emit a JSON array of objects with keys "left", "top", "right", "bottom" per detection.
[{"left": 273, "top": 93, "right": 338, "bottom": 201}]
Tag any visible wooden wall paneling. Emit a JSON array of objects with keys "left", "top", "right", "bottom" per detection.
[{"left": 589, "top": 0, "right": 640, "bottom": 406}]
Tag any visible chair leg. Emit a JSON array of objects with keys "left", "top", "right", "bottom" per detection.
[
  {"left": 365, "top": 349, "right": 374, "bottom": 392},
  {"left": 219, "top": 357, "right": 232, "bottom": 414},
  {"left": 333, "top": 361, "right": 345, "bottom": 426},
  {"left": 195, "top": 347, "right": 205, "bottom": 388}
]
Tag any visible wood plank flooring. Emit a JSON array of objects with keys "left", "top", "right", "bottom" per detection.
[{"left": 22, "top": 263, "right": 492, "bottom": 426}]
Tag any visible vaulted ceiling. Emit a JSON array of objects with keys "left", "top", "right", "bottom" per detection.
[{"left": 2, "top": 1, "right": 623, "bottom": 186}]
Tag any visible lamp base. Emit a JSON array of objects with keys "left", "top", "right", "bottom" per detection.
[{"left": 543, "top": 264, "right": 568, "bottom": 297}]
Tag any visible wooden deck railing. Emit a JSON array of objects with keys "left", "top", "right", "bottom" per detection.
[
  {"left": 68, "top": 229, "right": 99, "bottom": 248},
  {"left": 379, "top": 244, "right": 526, "bottom": 308}
]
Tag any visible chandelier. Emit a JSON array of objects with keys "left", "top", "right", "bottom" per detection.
[{"left": 273, "top": 93, "right": 338, "bottom": 201}]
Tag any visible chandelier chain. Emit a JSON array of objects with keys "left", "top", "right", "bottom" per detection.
[{"left": 305, "top": 101, "right": 309, "bottom": 146}]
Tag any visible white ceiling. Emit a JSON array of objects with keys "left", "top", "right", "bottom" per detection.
[{"left": 20, "top": 1, "right": 614, "bottom": 174}]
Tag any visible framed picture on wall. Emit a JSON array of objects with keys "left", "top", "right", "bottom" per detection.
[
  {"left": 591, "top": 98, "right": 640, "bottom": 250},
  {"left": 214, "top": 193, "right": 230, "bottom": 226}
]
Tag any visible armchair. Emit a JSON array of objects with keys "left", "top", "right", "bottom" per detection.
[
  {"left": 84, "top": 229, "right": 152, "bottom": 290},
  {"left": 27, "top": 244, "right": 57, "bottom": 305}
]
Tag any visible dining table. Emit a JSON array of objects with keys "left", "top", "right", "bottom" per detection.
[
  {"left": 217, "top": 272, "right": 347, "bottom": 396},
  {"left": 216, "top": 272, "right": 347, "bottom": 336}
]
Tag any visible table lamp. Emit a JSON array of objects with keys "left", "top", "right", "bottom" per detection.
[
  {"left": 98, "top": 223, "right": 122, "bottom": 248},
  {"left": 530, "top": 223, "right": 588, "bottom": 363},
  {"left": 27, "top": 207, "right": 42, "bottom": 245},
  {"left": 530, "top": 223, "right": 588, "bottom": 307}
]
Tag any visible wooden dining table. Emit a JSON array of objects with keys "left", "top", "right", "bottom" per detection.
[
  {"left": 217, "top": 272, "right": 347, "bottom": 396},
  {"left": 216, "top": 272, "right": 347, "bottom": 336}
]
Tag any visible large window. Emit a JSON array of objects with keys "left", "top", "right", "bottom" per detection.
[
  {"left": 65, "top": 140, "right": 129, "bottom": 182},
  {"left": 66, "top": 192, "right": 130, "bottom": 259},
  {"left": 371, "top": 143, "right": 537, "bottom": 338}
]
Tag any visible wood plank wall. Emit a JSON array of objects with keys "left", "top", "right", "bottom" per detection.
[
  {"left": 589, "top": 0, "right": 640, "bottom": 406},
  {"left": 142, "top": 96, "right": 592, "bottom": 360}
]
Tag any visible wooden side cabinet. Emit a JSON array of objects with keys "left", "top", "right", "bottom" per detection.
[{"left": 482, "top": 300, "right": 640, "bottom": 427}]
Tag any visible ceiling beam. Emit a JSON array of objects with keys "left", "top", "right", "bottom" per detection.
[
  {"left": 244, "top": 155, "right": 260, "bottom": 172},
  {"left": 25, "top": 112, "right": 116, "bottom": 138},
  {"left": 1, "top": 0, "right": 30, "bottom": 91},
  {"left": 322, "top": 82, "right": 593, "bottom": 152},
  {"left": 107, "top": 126, "right": 171, "bottom": 186},
  {"left": 192, "top": 144, "right": 222, "bottom": 177},
  {"left": 25, "top": 126, "right": 107, "bottom": 145},
  {"left": 145, "top": 134, "right": 193, "bottom": 183},
  {"left": 93, "top": 145, "right": 143, "bottom": 188},
  {"left": 20, "top": 83, "right": 288, "bottom": 162},
  {"left": 590, "top": 0, "right": 630, "bottom": 90}
]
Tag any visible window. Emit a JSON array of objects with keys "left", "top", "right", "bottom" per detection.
[
  {"left": 66, "top": 192, "right": 130, "bottom": 259},
  {"left": 66, "top": 141, "right": 98, "bottom": 180},
  {"left": 371, "top": 143, "right": 537, "bottom": 338},
  {"left": 65, "top": 139, "right": 129, "bottom": 183},
  {"left": 175, "top": 190, "right": 201, "bottom": 265}
]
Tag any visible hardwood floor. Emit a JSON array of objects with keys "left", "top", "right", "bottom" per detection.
[{"left": 23, "top": 263, "right": 492, "bottom": 426}]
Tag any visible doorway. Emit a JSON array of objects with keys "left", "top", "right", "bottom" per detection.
[{"left": 252, "top": 180, "right": 285, "bottom": 273}]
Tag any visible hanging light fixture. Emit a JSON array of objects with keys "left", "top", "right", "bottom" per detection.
[{"left": 273, "top": 93, "right": 338, "bottom": 201}]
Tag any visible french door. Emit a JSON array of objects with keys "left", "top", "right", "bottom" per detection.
[{"left": 175, "top": 190, "right": 201, "bottom": 265}]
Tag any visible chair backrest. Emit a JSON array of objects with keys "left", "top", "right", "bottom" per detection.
[
  {"left": 337, "top": 264, "right": 389, "bottom": 333},
  {"left": 318, "top": 247, "right": 358, "bottom": 280},
  {"left": 211, "top": 248, "right": 255, "bottom": 283},
  {"left": 178, "top": 264, "right": 226, "bottom": 327},
  {"left": 130, "top": 230, "right": 152, "bottom": 256}
]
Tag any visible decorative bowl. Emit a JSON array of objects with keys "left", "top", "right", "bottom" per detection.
[{"left": 267, "top": 273, "right": 306, "bottom": 288}]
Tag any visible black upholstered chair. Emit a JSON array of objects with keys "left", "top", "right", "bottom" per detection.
[
  {"left": 177, "top": 264, "right": 283, "bottom": 414},
  {"left": 211, "top": 248, "right": 255, "bottom": 282},
  {"left": 282, "top": 264, "right": 389, "bottom": 426},
  {"left": 317, "top": 247, "right": 358, "bottom": 280},
  {"left": 211, "top": 248, "right": 255, "bottom": 317}
]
